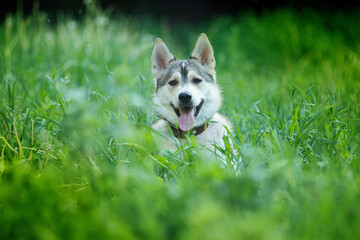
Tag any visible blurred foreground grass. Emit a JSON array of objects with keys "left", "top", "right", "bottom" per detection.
[{"left": 1, "top": 5, "right": 360, "bottom": 240}]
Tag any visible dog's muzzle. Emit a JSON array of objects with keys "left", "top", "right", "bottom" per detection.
[
  {"left": 170, "top": 92, "right": 205, "bottom": 132},
  {"left": 170, "top": 100, "right": 204, "bottom": 119}
]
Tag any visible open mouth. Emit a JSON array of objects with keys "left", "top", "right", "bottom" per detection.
[{"left": 170, "top": 100, "right": 204, "bottom": 131}]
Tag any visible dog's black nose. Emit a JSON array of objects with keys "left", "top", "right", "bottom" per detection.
[{"left": 179, "top": 92, "right": 192, "bottom": 105}]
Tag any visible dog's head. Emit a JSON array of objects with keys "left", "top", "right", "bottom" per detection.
[{"left": 152, "top": 33, "right": 222, "bottom": 131}]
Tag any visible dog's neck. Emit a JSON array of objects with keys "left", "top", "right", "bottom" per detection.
[{"left": 167, "top": 122, "right": 209, "bottom": 139}]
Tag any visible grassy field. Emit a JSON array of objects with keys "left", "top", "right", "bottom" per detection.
[{"left": 1, "top": 4, "right": 360, "bottom": 240}]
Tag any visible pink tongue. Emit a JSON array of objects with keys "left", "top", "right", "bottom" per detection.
[{"left": 178, "top": 107, "right": 195, "bottom": 131}]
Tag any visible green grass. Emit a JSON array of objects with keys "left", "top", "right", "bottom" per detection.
[{"left": 1, "top": 4, "right": 360, "bottom": 239}]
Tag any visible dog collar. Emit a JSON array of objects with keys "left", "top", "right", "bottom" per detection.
[{"left": 168, "top": 122, "right": 209, "bottom": 139}]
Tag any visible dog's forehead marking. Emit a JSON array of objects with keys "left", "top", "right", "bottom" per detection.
[{"left": 180, "top": 61, "right": 188, "bottom": 84}]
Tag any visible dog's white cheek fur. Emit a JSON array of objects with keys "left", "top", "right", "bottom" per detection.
[
  {"left": 196, "top": 83, "right": 222, "bottom": 125},
  {"left": 153, "top": 87, "right": 177, "bottom": 124}
]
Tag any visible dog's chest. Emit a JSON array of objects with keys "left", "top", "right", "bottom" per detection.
[{"left": 152, "top": 113, "right": 231, "bottom": 153}]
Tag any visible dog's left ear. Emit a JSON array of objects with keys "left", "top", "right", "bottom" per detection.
[
  {"left": 152, "top": 38, "right": 175, "bottom": 79},
  {"left": 190, "top": 33, "right": 216, "bottom": 73}
]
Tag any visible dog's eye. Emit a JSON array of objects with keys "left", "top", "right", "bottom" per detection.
[
  {"left": 168, "top": 80, "right": 178, "bottom": 86},
  {"left": 192, "top": 78, "right": 202, "bottom": 84}
]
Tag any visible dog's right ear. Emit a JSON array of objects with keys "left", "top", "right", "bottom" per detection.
[
  {"left": 190, "top": 33, "right": 215, "bottom": 74},
  {"left": 151, "top": 38, "right": 175, "bottom": 79}
]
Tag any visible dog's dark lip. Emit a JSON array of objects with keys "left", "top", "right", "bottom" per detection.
[
  {"left": 170, "top": 100, "right": 204, "bottom": 118},
  {"left": 194, "top": 100, "right": 204, "bottom": 118},
  {"left": 170, "top": 103, "right": 181, "bottom": 117}
]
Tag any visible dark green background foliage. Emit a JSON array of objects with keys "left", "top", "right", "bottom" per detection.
[{"left": 1, "top": 5, "right": 360, "bottom": 240}]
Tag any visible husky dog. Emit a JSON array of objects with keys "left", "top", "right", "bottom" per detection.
[{"left": 151, "top": 33, "right": 233, "bottom": 156}]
